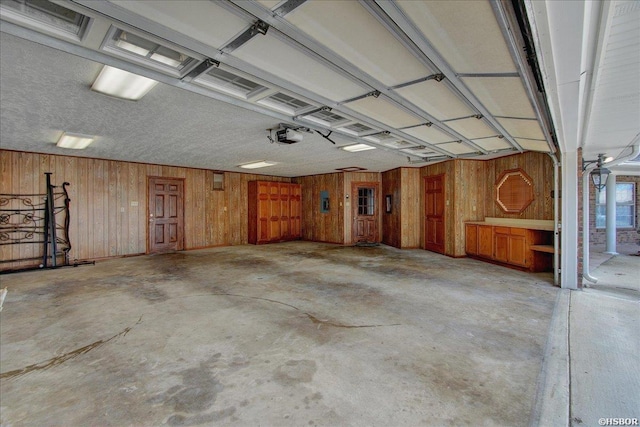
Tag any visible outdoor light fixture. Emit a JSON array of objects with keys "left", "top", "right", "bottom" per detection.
[
  {"left": 583, "top": 153, "right": 611, "bottom": 190},
  {"left": 91, "top": 65, "right": 159, "bottom": 100},
  {"left": 56, "top": 132, "right": 95, "bottom": 149}
]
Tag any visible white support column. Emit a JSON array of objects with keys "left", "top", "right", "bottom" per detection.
[
  {"left": 561, "top": 150, "right": 580, "bottom": 289},
  {"left": 605, "top": 174, "right": 617, "bottom": 254}
]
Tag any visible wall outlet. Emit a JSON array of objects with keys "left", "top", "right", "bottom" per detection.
[{"left": 130, "top": 201, "right": 139, "bottom": 207}]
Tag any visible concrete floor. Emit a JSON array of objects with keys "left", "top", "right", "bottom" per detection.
[{"left": 1, "top": 242, "right": 560, "bottom": 426}]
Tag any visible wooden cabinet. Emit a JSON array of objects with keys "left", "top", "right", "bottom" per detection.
[
  {"left": 478, "top": 225, "right": 493, "bottom": 258},
  {"left": 465, "top": 222, "right": 553, "bottom": 272},
  {"left": 465, "top": 223, "right": 478, "bottom": 255},
  {"left": 248, "top": 181, "right": 302, "bottom": 244}
]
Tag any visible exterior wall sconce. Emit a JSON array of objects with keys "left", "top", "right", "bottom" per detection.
[{"left": 583, "top": 153, "right": 612, "bottom": 190}]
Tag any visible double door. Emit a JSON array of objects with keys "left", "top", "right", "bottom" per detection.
[{"left": 249, "top": 181, "right": 301, "bottom": 244}]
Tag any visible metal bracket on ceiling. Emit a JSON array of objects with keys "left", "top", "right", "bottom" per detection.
[
  {"left": 181, "top": 58, "right": 220, "bottom": 81},
  {"left": 222, "top": 20, "right": 269, "bottom": 53},
  {"left": 339, "top": 90, "right": 381, "bottom": 105},
  {"left": 389, "top": 73, "right": 446, "bottom": 90},
  {"left": 274, "top": 0, "right": 308, "bottom": 16},
  {"left": 294, "top": 105, "right": 331, "bottom": 119}
]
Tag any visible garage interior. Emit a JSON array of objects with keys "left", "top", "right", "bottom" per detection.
[{"left": 1, "top": 0, "right": 639, "bottom": 426}]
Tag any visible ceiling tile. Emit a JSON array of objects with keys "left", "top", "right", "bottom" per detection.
[
  {"left": 445, "top": 117, "right": 497, "bottom": 139},
  {"left": 345, "top": 96, "right": 423, "bottom": 129},
  {"left": 497, "top": 118, "right": 545, "bottom": 140},
  {"left": 233, "top": 33, "right": 368, "bottom": 102},
  {"left": 110, "top": 0, "right": 248, "bottom": 49},
  {"left": 395, "top": 80, "right": 474, "bottom": 120},
  {"left": 397, "top": 0, "right": 516, "bottom": 73},
  {"left": 286, "top": 0, "right": 432, "bottom": 86},
  {"left": 462, "top": 77, "right": 536, "bottom": 118}
]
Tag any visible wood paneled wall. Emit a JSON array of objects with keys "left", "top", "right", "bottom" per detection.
[
  {"left": 417, "top": 153, "right": 554, "bottom": 257},
  {"left": 484, "top": 152, "right": 554, "bottom": 220},
  {"left": 0, "top": 150, "right": 289, "bottom": 270},
  {"left": 294, "top": 173, "right": 345, "bottom": 244},
  {"left": 382, "top": 167, "right": 421, "bottom": 248}
]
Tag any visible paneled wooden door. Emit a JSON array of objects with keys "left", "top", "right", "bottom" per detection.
[
  {"left": 352, "top": 182, "right": 379, "bottom": 243},
  {"left": 424, "top": 174, "right": 445, "bottom": 254},
  {"left": 148, "top": 177, "right": 184, "bottom": 253}
]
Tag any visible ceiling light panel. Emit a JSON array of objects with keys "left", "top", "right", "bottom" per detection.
[
  {"left": 436, "top": 142, "right": 477, "bottom": 155},
  {"left": 238, "top": 160, "right": 277, "bottom": 169},
  {"left": 402, "top": 125, "right": 456, "bottom": 144},
  {"left": 233, "top": 33, "right": 369, "bottom": 102},
  {"left": 345, "top": 96, "right": 423, "bottom": 129},
  {"left": 396, "top": 0, "right": 516, "bottom": 74},
  {"left": 56, "top": 132, "right": 94, "bottom": 149},
  {"left": 341, "top": 143, "right": 376, "bottom": 152},
  {"left": 472, "top": 137, "right": 512, "bottom": 151},
  {"left": 109, "top": 0, "right": 248, "bottom": 49},
  {"left": 91, "top": 65, "right": 159, "bottom": 100},
  {"left": 285, "top": 1, "right": 432, "bottom": 87},
  {"left": 497, "top": 118, "right": 545, "bottom": 140},
  {"left": 462, "top": 77, "right": 536, "bottom": 118},
  {"left": 515, "top": 138, "right": 550, "bottom": 152},
  {"left": 395, "top": 79, "right": 474, "bottom": 121},
  {"left": 445, "top": 117, "right": 497, "bottom": 139}
]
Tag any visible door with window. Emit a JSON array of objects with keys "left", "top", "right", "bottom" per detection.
[
  {"left": 424, "top": 174, "right": 445, "bottom": 254},
  {"left": 352, "top": 182, "right": 379, "bottom": 243},
  {"left": 148, "top": 177, "right": 184, "bottom": 253}
]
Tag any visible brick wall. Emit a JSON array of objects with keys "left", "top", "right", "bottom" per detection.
[
  {"left": 577, "top": 149, "right": 583, "bottom": 286},
  {"left": 588, "top": 175, "right": 640, "bottom": 245}
]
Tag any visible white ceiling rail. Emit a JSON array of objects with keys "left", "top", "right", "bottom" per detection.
[
  {"left": 224, "top": 0, "right": 489, "bottom": 155},
  {"left": 369, "top": 0, "right": 525, "bottom": 154},
  {"left": 489, "top": 0, "right": 557, "bottom": 154}
]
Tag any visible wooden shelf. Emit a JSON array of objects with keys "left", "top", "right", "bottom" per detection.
[{"left": 530, "top": 245, "right": 558, "bottom": 254}]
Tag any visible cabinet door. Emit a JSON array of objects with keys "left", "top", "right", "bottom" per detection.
[
  {"left": 290, "top": 184, "right": 301, "bottom": 239},
  {"left": 478, "top": 225, "right": 493, "bottom": 258},
  {"left": 465, "top": 224, "right": 478, "bottom": 255},
  {"left": 494, "top": 232, "right": 509, "bottom": 263},
  {"left": 279, "top": 183, "right": 290, "bottom": 239},
  {"left": 508, "top": 235, "right": 527, "bottom": 266},
  {"left": 268, "top": 182, "right": 281, "bottom": 241}
]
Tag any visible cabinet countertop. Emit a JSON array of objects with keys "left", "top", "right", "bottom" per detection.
[{"left": 465, "top": 220, "right": 554, "bottom": 232}]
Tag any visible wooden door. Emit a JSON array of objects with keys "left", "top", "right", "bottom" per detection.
[
  {"left": 494, "top": 227, "right": 510, "bottom": 263},
  {"left": 508, "top": 234, "right": 527, "bottom": 266},
  {"left": 148, "top": 177, "right": 184, "bottom": 253},
  {"left": 352, "top": 182, "right": 379, "bottom": 243},
  {"left": 424, "top": 174, "right": 445, "bottom": 253}
]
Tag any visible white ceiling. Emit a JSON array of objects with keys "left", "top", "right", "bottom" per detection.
[{"left": 0, "top": 0, "right": 637, "bottom": 177}]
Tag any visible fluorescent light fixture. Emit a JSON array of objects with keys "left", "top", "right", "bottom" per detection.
[
  {"left": 56, "top": 132, "right": 95, "bottom": 149},
  {"left": 238, "top": 161, "right": 277, "bottom": 169},
  {"left": 91, "top": 65, "right": 159, "bottom": 100},
  {"left": 341, "top": 143, "right": 376, "bottom": 152}
]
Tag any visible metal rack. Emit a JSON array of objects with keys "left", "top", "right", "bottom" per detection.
[{"left": 0, "top": 173, "right": 92, "bottom": 273}]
